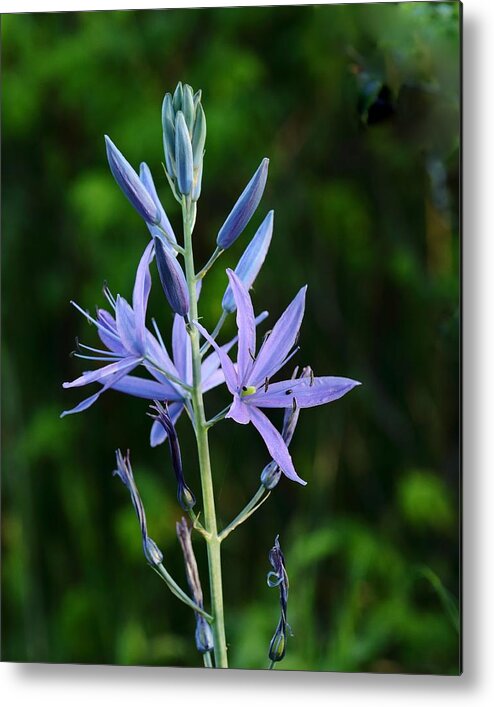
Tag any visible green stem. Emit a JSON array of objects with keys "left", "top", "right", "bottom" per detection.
[
  {"left": 152, "top": 564, "right": 212, "bottom": 621},
  {"left": 219, "top": 486, "right": 270, "bottom": 542},
  {"left": 200, "top": 310, "right": 228, "bottom": 356},
  {"left": 203, "top": 652, "right": 213, "bottom": 668},
  {"left": 182, "top": 198, "right": 228, "bottom": 668},
  {"left": 195, "top": 246, "right": 224, "bottom": 281}
]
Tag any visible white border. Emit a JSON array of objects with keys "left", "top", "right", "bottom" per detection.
[{"left": 3, "top": 0, "right": 493, "bottom": 704}]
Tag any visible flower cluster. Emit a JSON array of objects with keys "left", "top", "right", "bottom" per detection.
[{"left": 62, "top": 81, "right": 360, "bottom": 668}]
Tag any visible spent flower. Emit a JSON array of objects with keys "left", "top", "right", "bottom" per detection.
[{"left": 113, "top": 449, "right": 163, "bottom": 566}]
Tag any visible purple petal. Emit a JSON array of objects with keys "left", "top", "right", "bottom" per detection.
[
  {"left": 249, "top": 407, "right": 306, "bottom": 485},
  {"left": 115, "top": 296, "right": 139, "bottom": 354},
  {"left": 226, "top": 396, "right": 251, "bottom": 424},
  {"left": 62, "top": 356, "right": 141, "bottom": 389},
  {"left": 61, "top": 358, "right": 141, "bottom": 417},
  {"left": 109, "top": 374, "right": 183, "bottom": 401},
  {"left": 94, "top": 309, "right": 126, "bottom": 355},
  {"left": 194, "top": 321, "right": 238, "bottom": 394},
  {"left": 200, "top": 310, "right": 268, "bottom": 383},
  {"left": 172, "top": 314, "right": 192, "bottom": 384},
  {"left": 201, "top": 367, "right": 225, "bottom": 393},
  {"left": 132, "top": 241, "right": 154, "bottom": 353},
  {"left": 222, "top": 211, "right": 274, "bottom": 314},
  {"left": 150, "top": 402, "right": 185, "bottom": 447},
  {"left": 247, "top": 376, "right": 361, "bottom": 408},
  {"left": 250, "top": 286, "right": 307, "bottom": 386},
  {"left": 226, "top": 269, "right": 256, "bottom": 384}
]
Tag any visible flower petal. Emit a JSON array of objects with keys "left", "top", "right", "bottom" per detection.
[
  {"left": 109, "top": 374, "right": 183, "bottom": 400},
  {"left": 249, "top": 407, "right": 306, "bottom": 485},
  {"left": 172, "top": 314, "right": 192, "bottom": 384},
  {"left": 194, "top": 321, "right": 238, "bottom": 394},
  {"left": 200, "top": 310, "right": 268, "bottom": 383},
  {"left": 226, "top": 269, "right": 256, "bottom": 384},
  {"left": 115, "top": 296, "right": 139, "bottom": 354},
  {"left": 250, "top": 286, "right": 307, "bottom": 386},
  {"left": 132, "top": 241, "right": 154, "bottom": 353},
  {"left": 247, "top": 376, "right": 361, "bottom": 408},
  {"left": 62, "top": 356, "right": 142, "bottom": 389},
  {"left": 222, "top": 211, "right": 274, "bottom": 314},
  {"left": 61, "top": 358, "right": 141, "bottom": 417},
  {"left": 226, "top": 395, "right": 251, "bottom": 425}
]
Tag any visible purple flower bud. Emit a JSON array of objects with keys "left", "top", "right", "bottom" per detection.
[
  {"left": 154, "top": 237, "right": 190, "bottom": 317},
  {"left": 222, "top": 210, "right": 274, "bottom": 313},
  {"left": 105, "top": 136, "right": 160, "bottom": 225},
  {"left": 195, "top": 615, "right": 214, "bottom": 654},
  {"left": 175, "top": 111, "right": 193, "bottom": 197},
  {"left": 139, "top": 162, "right": 177, "bottom": 247},
  {"left": 217, "top": 158, "right": 269, "bottom": 249}
]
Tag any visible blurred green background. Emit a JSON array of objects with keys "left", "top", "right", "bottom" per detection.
[{"left": 1, "top": 2, "right": 460, "bottom": 673}]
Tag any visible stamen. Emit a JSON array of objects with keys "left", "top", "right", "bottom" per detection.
[
  {"left": 292, "top": 397, "right": 297, "bottom": 413},
  {"left": 262, "top": 329, "right": 272, "bottom": 345},
  {"left": 264, "top": 377, "right": 270, "bottom": 392},
  {"left": 73, "top": 353, "right": 122, "bottom": 362},
  {"left": 285, "top": 389, "right": 293, "bottom": 395},
  {"left": 151, "top": 317, "right": 167, "bottom": 353},
  {"left": 310, "top": 369, "right": 314, "bottom": 387},
  {"left": 249, "top": 348, "right": 256, "bottom": 362},
  {"left": 102, "top": 281, "right": 117, "bottom": 310}
]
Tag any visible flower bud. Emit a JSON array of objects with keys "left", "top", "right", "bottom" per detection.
[
  {"left": 162, "top": 83, "right": 206, "bottom": 203},
  {"left": 195, "top": 616, "right": 214, "bottom": 654},
  {"left": 216, "top": 158, "right": 269, "bottom": 249},
  {"left": 260, "top": 460, "right": 282, "bottom": 491},
  {"left": 154, "top": 237, "right": 190, "bottom": 317},
  {"left": 175, "top": 111, "right": 194, "bottom": 197},
  {"left": 139, "top": 162, "right": 177, "bottom": 247},
  {"left": 268, "top": 622, "right": 286, "bottom": 663},
  {"left": 222, "top": 210, "right": 274, "bottom": 313},
  {"left": 105, "top": 136, "right": 160, "bottom": 225}
]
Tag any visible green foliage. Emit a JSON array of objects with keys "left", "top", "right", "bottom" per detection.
[{"left": 2, "top": 3, "right": 460, "bottom": 672}]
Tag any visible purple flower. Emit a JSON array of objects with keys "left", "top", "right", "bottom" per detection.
[
  {"left": 61, "top": 241, "right": 185, "bottom": 417},
  {"left": 147, "top": 308, "right": 268, "bottom": 447},
  {"left": 113, "top": 449, "right": 163, "bottom": 566},
  {"left": 195, "top": 270, "right": 361, "bottom": 485}
]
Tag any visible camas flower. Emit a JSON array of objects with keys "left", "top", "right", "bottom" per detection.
[
  {"left": 147, "top": 308, "right": 268, "bottom": 447},
  {"left": 196, "top": 269, "right": 361, "bottom": 485},
  {"left": 61, "top": 241, "right": 187, "bottom": 417}
]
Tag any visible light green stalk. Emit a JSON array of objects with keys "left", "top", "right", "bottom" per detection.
[{"left": 182, "top": 197, "right": 228, "bottom": 668}]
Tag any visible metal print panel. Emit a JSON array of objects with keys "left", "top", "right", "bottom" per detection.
[{"left": 1, "top": 1, "right": 461, "bottom": 673}]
